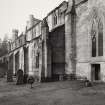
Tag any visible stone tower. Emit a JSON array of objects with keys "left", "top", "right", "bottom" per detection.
[
  {"left": 12, "top": 29, "right": 18, "bottom": 41},
  {"left": 29, "top": 15, "right": 35, "bottom": 28}
]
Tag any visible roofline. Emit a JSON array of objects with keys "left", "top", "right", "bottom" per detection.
[
  {"left": 47, "top": 1, "right": 68, "bottom": 16},
  {"left": 75, "top": 0, "right": 88, "bottom": 8},
  {"left": 26, "top": 20, "right": 42, "bottom": 32}
]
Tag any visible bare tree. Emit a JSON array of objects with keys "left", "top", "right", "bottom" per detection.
[{"left": 0, "top": 34, "right": 9, "bottom": 57}]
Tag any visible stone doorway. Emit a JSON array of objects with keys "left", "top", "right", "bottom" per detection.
[{"left": 91, "top": 64, "right": 100, "bottom": 81}]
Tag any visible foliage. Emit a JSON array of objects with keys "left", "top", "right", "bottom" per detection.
[{"left": 0, "top": 35, "right": 8, "bottom": 57}]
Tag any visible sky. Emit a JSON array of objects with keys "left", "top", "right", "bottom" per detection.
[{"left": 0, "top": 0, "right": 67, "bottom": 40}]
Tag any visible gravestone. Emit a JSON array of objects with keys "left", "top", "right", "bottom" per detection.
[
  {"left": 7, "top": 69, "right": 13, "bottom": 82},
  {"left": 16, "top": 69, "right": 23, "bottom": 85}
]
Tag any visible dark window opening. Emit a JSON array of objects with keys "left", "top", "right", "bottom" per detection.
[
  {"left": 91, "top": 29, "right": 97, "bottom": 57},
  {"left": 98, "top": 20, "right": 103, "bottom": 56},
  {"left": 92, "top": 35, "right": 96, "bottom": 57},
  {"left": 36, "top": 53, "right": 39, "bottom": 68},
  {"left": 91, "top": 18, "right": 103, "bottom": 57},
  {"left": 54, "top": 14, "right": 57, "bottom": 25},
  {"left": 98, "top": 32, "right": 103, "bottom": 56}
]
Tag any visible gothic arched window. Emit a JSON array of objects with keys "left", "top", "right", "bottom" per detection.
[
  {"left": 36, "top": 52, "right": 39, "bottom": 68},
  {"left": 98, "top": 19, "right": 103, "bottom": 56},
  {"left": 91, "top": 18, "right": 103, "bottom": 57},
  {"left": 91, "top": 20, "right": 97, "bottom": 57},
  {"left": 54, "top": 13, "right": 57, "bottom": 26}
]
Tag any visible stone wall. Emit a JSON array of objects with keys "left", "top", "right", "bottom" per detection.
[
  {"left": 76, "top": 63, "right": 91, "bottom": 80},
  {"left": 65, "top": 0, "right": 77, "bottom": 75},
  {"left": 76, "top": 0, "right": 105, "bottom": 81}
]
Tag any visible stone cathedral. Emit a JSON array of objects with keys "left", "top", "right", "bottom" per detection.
[{"left": 3, "top": 0, "right": 105, "bottom": 82}]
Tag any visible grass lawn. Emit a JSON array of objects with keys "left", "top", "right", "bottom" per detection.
[{"left": 0, "top": 78, "right": 105, "bottom": 105}]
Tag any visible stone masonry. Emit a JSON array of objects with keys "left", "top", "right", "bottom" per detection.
[{"left": 3, "top": 0, "right": 105, "bottom": 82}]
